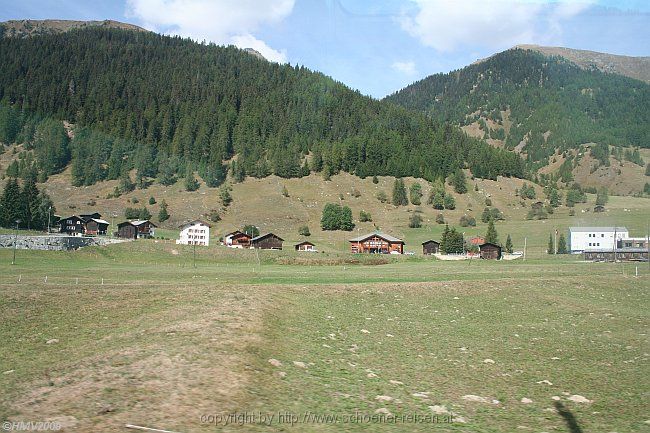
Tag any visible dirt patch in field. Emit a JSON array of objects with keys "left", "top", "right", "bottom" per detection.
[{"left": 4, "top": 285, "right": 268, "bottom": 432}]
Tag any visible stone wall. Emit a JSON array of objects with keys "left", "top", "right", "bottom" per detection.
[{"left": 0, "top": 235, "right": 128, "bottom": 251}]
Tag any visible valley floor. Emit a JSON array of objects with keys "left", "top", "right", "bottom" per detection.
[{"left": 0, "top": 243, "right": 648, "bottom": 432}]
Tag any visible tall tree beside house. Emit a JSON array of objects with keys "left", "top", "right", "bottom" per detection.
[
  {"left": 409, "top": 182, "right": 422, "bottom": 205},
  {"left": 392, "top": 179, "right": 408, "bottom": 206},
  {"left": 505, "top": 234, "right": 513, "bottom": 253},
  {"left": 158, "top": 200, "right": 170, "bottom": 223},
  {"left": 557, "top": 234, "right": 568, "bottom": 254},
  {"left": 547, "top": 233, "right": 555, "bottom": 254},
  {"left": 0, "top": 177, "right": 21, "bottom": 228},
  {"left": 19, "top": 172, "right": 40, "bottom": 230},
  {"left": 485, "top": 219, "right": 499, "bottom": 245},
  {"left": 596, "top": 188, "right": 609, "bottom": 206},
  {"left": 439, "top": 224, "right": 450, "bottom": 254},
  {"left": 440, "top": 224, "right": 464, "bottom": 254},
  {"left": 243, "top": 225, "right": 260, "bottom": 237}
]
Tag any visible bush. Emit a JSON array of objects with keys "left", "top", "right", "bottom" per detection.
[
  {"left": 372, "top": 175, "right": 379, "bottom": 184},
  {"left": 298, "top": 225, "right": 311, "bottom": 236},
  {"left": 207, "top": 209, "right": 221, "bottom": 222},
  {"left": 149, "top": 196, "right": 156, "bottom": 205},
  {"left": 408, "top": 213, "right": 423, "bottom": 228},
  {"left": 376, "top": 191, "right": 388, "bottom": 203},
  {"left": 359, "top": 210, "right": 372, "bottom": 222},
  {"left": 443, "top": 194, "right": 455, "bottom": 210},
  {"left": 351, "top": 187, "right": 361, "bottom": 198},
  {"left": 243, "top": 225, "right": 260, "bottom": 237},
  {"left": 158, "top": 200, "right": 169, "bottom": 222},
  {"left": 459, "top": 215, "right": 476, "bottom": 227},
  {"left": 435, "top": 213, "right": 445, "bottom": 224},
  {"left": 282, "top": 185, "right": 289, "bottom": 197},
  {"left": 125, "top": 207, "right": 151, "bottom": 220},
  {"left": 485, "top": 197, "right": 492, "bottom": 206}
]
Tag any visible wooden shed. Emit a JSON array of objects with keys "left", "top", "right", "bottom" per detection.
[
  {"left": 251, "top": 233, "right": 284, "bottom": 250},
  {"left": 117, "top": 221, "right": 138, "bottom": 239},
  {"left": 422, "top": 240, "right": 440, "bottom": 255},
  {"left": 479, "top": 242, "right": 502, "bottom": 260},
  {"left": 224, "top": 231, "right": 252, "bottom": 248},
  {"left": 295, "top": 241, "right": 316, "bottom": 252},
  {"left": 84, "top": 218, "right": 109, "bottom": 236}
]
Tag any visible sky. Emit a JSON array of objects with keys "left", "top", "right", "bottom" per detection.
[{"left": 1, "top": 0, "right": 648, "bottom": 98}]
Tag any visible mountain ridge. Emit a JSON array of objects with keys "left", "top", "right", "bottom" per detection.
[{"left": 0, "top": 19, "right": 148, "bottom": 38}]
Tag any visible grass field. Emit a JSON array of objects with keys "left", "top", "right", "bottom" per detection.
[{"left": 1, "top": 241, "right": 648, "bottom": 432}]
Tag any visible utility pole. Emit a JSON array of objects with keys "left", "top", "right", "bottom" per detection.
[
  {"left": 554, "top": 229, "right": 557, "bottom": 255},
  {"left": 523, "top": 237, "right": 527, "bottom": 261},
  {"left": 12, "top": 219, "right": 21, "bottom": 265},
  {"left": 193, "top": 242, "right": 196, "bottom": 268},
  {"left": 47, "top": 206, "right": 52, "bottom": 234}
]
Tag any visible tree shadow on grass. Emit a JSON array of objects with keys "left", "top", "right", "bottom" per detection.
[{"left": 554, "top": 401, "right": 583, "bottom": 433}]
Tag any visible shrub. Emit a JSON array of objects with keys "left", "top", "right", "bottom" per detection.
[
  {"left": 207, "top": 209, "right": 221, "bottom": 222},
  {"left": 459, "top": 215, "right": 476, "bottom": 227},
  {"left": 298, "top": 225, "right": 311, "bottom": 236},
  {"left": 149, "top": 196, "right": 156, "bottom": 205},
  {"left": 435, "top": 213, "right": 445, "bottom": 224},
  {"left": 359, "top": 210, "right": 372, "bottom": 222},
  {"left": 376, "top": 191, "right": 388, "bottom": 203},
  {"left": 408, "top": 213, "right": 423, "bottom": 228}
]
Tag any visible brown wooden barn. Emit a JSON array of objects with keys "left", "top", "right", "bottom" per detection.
[
  {"left": 84, "top": 218, "right": 109, "bottom": 236},
  {"left": 349, "top": 232, "right": 404, "bottom": 254},
  {"left": 295, "top": 241, "right": 316, "bottom": 252},
  {"left": 251, "top": 233, "right": 284, "bottom": 250},
  {"left": 224, "top": 231, "right": 252, "bottom": 248},
  {"left": 117, "top": 220, "right": 157, "bottom": 239},
  {"left": 479, "top": 242, "right": 502, "bottom": 260},
  {"left": 422, "top": 240, "right": 440, "bottom": 255}
]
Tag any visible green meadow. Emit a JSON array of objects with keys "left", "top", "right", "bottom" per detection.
[{"left": 0, "top": 241, "right": 648, "bottom": 432}]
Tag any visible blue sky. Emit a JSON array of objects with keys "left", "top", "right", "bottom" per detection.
[{"left": 1, "top": 0, "right": 648, "bottom": 98}]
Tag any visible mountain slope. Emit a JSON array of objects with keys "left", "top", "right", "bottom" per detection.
[
  {"left": 385, "top": 48, "right": 650, "bottom": 191},
  {"left": 515, "top": 44, "right": 650, "bottom": 84},
  {"left": 0, "top": 25, "right": 523, "bottom": 186}
]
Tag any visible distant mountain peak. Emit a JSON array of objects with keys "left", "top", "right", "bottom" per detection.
[
  {"left": 0, "top": 19, "right": 147, "bottom": 38},
  {"left": 513, "top": 44, "right": 650, "bottom": 83}
]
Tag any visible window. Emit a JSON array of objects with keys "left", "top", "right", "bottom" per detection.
[{"left": 601, "top": 234, "right": 604, "bottom": 237}]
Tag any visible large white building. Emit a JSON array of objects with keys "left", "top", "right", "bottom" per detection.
[
  {"left": 177, "top": 220, "right": 211, "bottom": 246},
  {"left": 568, "top": 227, "right": 628, "bottom": 253}
]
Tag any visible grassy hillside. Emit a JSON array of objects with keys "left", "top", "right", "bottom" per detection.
[{"left": 2, "top": 145, "right": 648, "bottom": 259}]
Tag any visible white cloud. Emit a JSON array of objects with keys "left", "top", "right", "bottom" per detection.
[
  {"left": 392, "top": 61, "right": 417, "bottom": 75},
  {"left": 399, "top": 0, "right": 594, "bottom": 52},
  {"left": 126, "top": 0, "right": 295, "bottom": 62}
]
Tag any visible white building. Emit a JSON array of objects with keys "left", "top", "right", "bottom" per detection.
[
  {"left": 177, "top": 220, "right": 211, "bottom": 246},
  {"left": 569, "top": 227, "right": 628, "bottom": 253}
]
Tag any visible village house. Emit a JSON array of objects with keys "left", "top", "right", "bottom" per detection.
[
  {"left": 251, "top": 233, "right": 284, "bottom": 250},
  {"left": 177, "top": 220, "right": 211, "bottom": 246},
  {"left": 59, "top": 214, "right": 109, "bottom": 236},
  {"left": 224, "top": 231, "right": 252, "bottom": 248},
  {"left": 569, "top": 227, "right": 628, "bottom": 253},
  {"left": 422, "top": 240, "right": 440, "bottom": 255},
  {"left": 117, "top": 220, "right": 157, "bottom": 239},
  {"left": 617, "top": 237, "right": 649, "bottom": 249},
  {"left": 349, "top": 232, "right": 404, "bottom": 254},
  {"left": 295, "top": 241, "right": 316, "bottom": 252},
  {"left": 479, "top": 242, "right": 502, "bottom": 260}
]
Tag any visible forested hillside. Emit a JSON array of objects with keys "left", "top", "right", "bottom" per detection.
[
  {"left": 385, "top": 49, "right": 650, "bottom": 173},
  {"left": 0, "top": 26, "right": 523, "bottom": 189}
]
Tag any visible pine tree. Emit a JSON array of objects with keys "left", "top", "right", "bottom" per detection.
[
  {"left": 20, "top": 173, "right": 40, "bottom": 229},
  {"left": 443, "top": 194, "right": 456, "bottom": 210},
  {"left": 485, "top": 219, "right": 499, "bottom": 245},
  {"left": 557, "top": 234, "right": 568, "bottom": 254},
  {"left": 408, "top": 213, "right": 422, "bottom": 228},
  {"left": 372, "top": 175, "right": 379, "bottom": 184},
  {"left": 184, "top": 166, "right": 200, "bottom": 191},
  {"left": 440, "top": 224, "right": 450, "bottom": 253},
  {"left": 219, "top": 185, "right": 232, "bottom": 207},
  {"left": 547, "top": 233, "right": 555, "bottom": 254},
  {"left": 596, "top": 188, "right": 608, "bottom": 206},
  {"left": 451, "top": 169, "right": 467, "bottom": 194},
  {"left": 409, "top": 182, "right": 422, "bottom": 205},
  {"left": 505, "top": 234, "right": 513, "bottom": 253},
  {"left": 158, "top": 200, "right": 169, "bottom": 222},
  {"left": 392, "top": 178, "right": 408, "bottom": 206},
  {"left": 0, "top": 178, "right": 22, "bottom": 228},
  {"left": 119, "top": 170, "right": 135, "bottom": 194}
]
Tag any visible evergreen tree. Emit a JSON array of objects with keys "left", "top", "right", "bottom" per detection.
[
  {"left": 298, "top": 225, "right": 311, "bottom": 236},
  {"left": 595, "top": 188, "right": 609, "bottom": 206},
  {"left": 409, "top": 182, "right": 422, "bottom": 205},
  {"left": 485, "top": 219, "right": 499, "bottom": 245},
  {"left": 444, "top": 194, "right": 456, "bottom": 210},
  {"left": 0, "top": 178, "right": 22, "bottom": 228},
  {"left": 119, "top": 170, "right": 135, "bottom": 194},
  {"left": 439, "top": 224, "right": 450, "bottom": 253},
  {"left": 219, "top": 185, "right": 232, "bottom": 207},
  {"left": 451, "top": 169, "right": 467, "bottom": 194},
  {"left": 158, "top": 157, "right": 177, "bottom": 186},
  {"left": 340, "top": 206, "right": 354, "bottom": 231},
  {"left": 557, "top": 234, "right": 568, "bottom": 254},
  {"left": 20, "top": 173, "right": 40, "bottom": 229},
  {"left": 243, "top": 225, "right": 260, "bottom": 237},
  {"left": 547, "top": 233, "right": 555, "bottom": 254},
  {"left": 158, "top": 200, "right": 169, "bottom": 222},
  {"left": 372, "top": 175, "right": 379, "bottom": 184},
  {"left": 435, "top": 213, "right": 445, "bottom": 224},
  {"left": 321, "top": 203, "right": 340, "bottom": 231},
  {"left": 505, "top": 234, "right": 513, "bottom": 253},
  {"left": 184, "top": 166, "right": 200, "bottom": 191},
  {"left": 409, "top": 213, "right": 423, "bottom": 228},
  {"left": 392, "top": 178, "right": 408, "bottom": 206}
]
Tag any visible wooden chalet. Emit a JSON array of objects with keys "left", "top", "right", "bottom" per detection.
[
  {"left": 584, "top": 248, "right": 648, "bottom": 262},
  {"left": 349, "top": 232, "right": 404, "bottom": 254},
  {"left": 422, "top": 240, "right": 440, "bottom": 255},
  {"left": 251, "top": 233, "right": 284, "bottom": 250},
  {"left": 80, "top": 212, "right": 102, "bottom": 220},
  {"left": 479, "top": 242, "right": 502, "bottom": 260},
  {"left": 295, "top": 241, "right": 316, "bottom": 252},
  {"left": 224, "top": 230, "right": 252, "bottom": 248},
  {"left": 117, "top": 220, "right": 157, "bottom": 239},
  {"left": 59, "top": 214, "right": 108, "bottom": 236}
]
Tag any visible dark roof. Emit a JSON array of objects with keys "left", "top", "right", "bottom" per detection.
[
  {"left": 225, "top": 230, "right": 251, "bottom": 238},
  {"left": 349, "top": 232, "right": 404, "bottom": 243},
  {"left": 422, "top": 240, "right": 440, "bottom": 245},
  {"left": 295, "top": 241, "right": 315, "bottom": 246},
  {"left": 251, "top": 233, "right": 284, "bottom": 242},
  {"left": 479, "top": 242, "right": 502, "bottom": 249}
]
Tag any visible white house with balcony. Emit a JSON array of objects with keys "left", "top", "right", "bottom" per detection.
[
  {"left": 569, "top": 226, "right": 628, "bottom": 253},
  {"left": 177, "top": 220, "right": 211, "bottom": 246}
]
